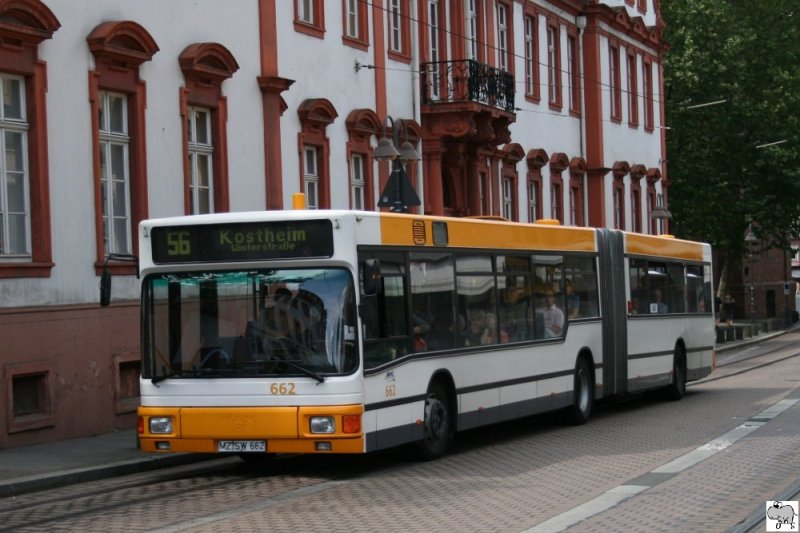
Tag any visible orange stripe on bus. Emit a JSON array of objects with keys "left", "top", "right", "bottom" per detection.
[
  {"left": 379, "top": 214, "right": 597, "bottom": 252},
  {"left": 625, "top": 233, "right": 704, "bottom": 261}
]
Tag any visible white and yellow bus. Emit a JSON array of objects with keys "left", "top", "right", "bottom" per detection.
[{"left": 112, "top": 209, "right": 714, "bottom": 459}]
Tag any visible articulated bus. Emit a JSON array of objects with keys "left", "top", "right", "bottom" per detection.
[{"left": 111, "top": 209, "right": 714, "bottom": 460}]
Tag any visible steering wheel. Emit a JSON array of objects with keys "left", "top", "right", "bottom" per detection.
[{"left": 199, "top": 347, "right": 231, "bottom": 368}]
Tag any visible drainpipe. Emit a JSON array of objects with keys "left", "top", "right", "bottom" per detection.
[
  {"left": 576, "top": 15, "right": 587, "bottom": 225},
  {"left": 411, "top": 0, "right": 423, "bottom": 210},
  {"left": 576, "top": 15, "right": 587, "bottom": 159}
]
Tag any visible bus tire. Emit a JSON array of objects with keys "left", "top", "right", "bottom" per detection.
[
  {"left": 417, "top": 382, "right": 453, "bottom": 460},
  {"left": 664, "top": 345, "right": 687, "bottom": 401},
  {"left": 567, "top": 357, "right": 593, "bottom": 425}
]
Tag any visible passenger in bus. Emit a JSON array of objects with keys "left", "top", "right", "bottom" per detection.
[
  {"left": 649, "top": 289, "right": 668, "bottom": 314},
  {"left": 412, "top": 312, "right": 431, "bottom": 352},
  {"left": 464, "top": 309, "right": 487, "bottom": 346},
  {"left": 432, "top": 313, "right": 469, "bottom": 349},
  {"left": 539, "top": 291, "right": 565, "bottom": 337},
  {"left": 630, "top": 296, "right": 640, "bottom": 314},
  {"left": 483, "top": 312, "right": 509, "bottom": 344},
  {"left": 566, "top": 280, "right": 580, "bottom": 318}
]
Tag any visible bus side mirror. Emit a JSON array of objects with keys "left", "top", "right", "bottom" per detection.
[
  {"left": 100, "top": 268, "right": 112, "bottom": 307},
  {"left": 362, "top": 259, "right": 381, "bottom": 296},
  {"left": 98, "top": 253, "right": 139, "bottom": 307}
]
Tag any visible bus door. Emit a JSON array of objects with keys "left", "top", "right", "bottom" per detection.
[{"left": 597, "top": 229, "right": 627, "bottom": 396}]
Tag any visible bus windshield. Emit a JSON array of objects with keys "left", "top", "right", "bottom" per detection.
[{"left": 142, "top": 268, "right": 358, "bottom": 382}]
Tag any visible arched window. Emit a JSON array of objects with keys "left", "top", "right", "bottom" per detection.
[
  {"left": 0, "top": 0, "right": 60, "bottom": 278},
  {"left": 526, "top": 149, "right": 548, "bottom": 222},
  {"left": 345, "top": 109, "right": 381, "bottom": 211},
  {"left": 87, "top": 20, "right": 158, "bottom": 275},
  {"left": 612, "top": 161, "right": 630, "bottom": 230},
  {"left": 629, "top": 164, "right": 646, "bottom": 233},
  {"left": 569, "top": 157, "right": 586, "bottom": 226},
  {"left": 298, "top": 99, "right": 338, "bottom": 209},
  {"left": 179, "top": 43, "right": 239, "bottom": 215},
  {"left": 500, "top": 144, "right": 524, "bottom": 221}
]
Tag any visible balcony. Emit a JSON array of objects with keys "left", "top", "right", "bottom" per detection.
[{"left": 421, "top": 59, "right": 515, "bottom": 113}]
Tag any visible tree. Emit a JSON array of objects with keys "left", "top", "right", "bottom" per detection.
[{"left": 662, "top": 0, "right": 800, "bottom": 295}]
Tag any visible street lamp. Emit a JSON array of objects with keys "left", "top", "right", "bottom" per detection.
[
  {"left": 649, "top": 198, "right": 672, "bottom": 235},
  {"left": 374, "top": 116, "right": 421, "bottom": 213},
  {"left": 744, "top": 224, "right": 759, "bottom": 324}
]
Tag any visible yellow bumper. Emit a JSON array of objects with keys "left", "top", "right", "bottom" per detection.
[{"left": 138, "top": 405, "right": 365, "bottom": 454}]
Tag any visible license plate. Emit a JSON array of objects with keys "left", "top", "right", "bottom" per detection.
[{"left": 217, "top": 440, "right": 266, "bottom": 452}]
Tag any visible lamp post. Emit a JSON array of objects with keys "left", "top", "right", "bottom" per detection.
[
  {"left": 744, "top": 224, "right": 758, "bottom": 324},
  {"left": 649, "top": 198, "right": 672, "bottom": 235},
  {"left": 374, "top": 116, "right": 421, "bottom": 213}
]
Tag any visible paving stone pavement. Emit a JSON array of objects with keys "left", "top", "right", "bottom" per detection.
[
  {"left": 2, "top": 327, "right": 798, "bottom": 532},
  {"left": 156, "top": 347, "right": 800, "bottom": 533}
]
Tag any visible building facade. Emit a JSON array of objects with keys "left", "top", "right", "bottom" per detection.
[{"left": 0, "top": 0, "right": 669, "bottom": 448}]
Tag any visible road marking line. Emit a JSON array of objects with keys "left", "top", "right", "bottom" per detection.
[
  {"left": 523, "top": 397, "right": 798, "bottom": 532},
  {"left": 524, "top": 485, "right": 648, "bottom": 533}
]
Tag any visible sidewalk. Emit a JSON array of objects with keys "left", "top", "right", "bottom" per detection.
[
  {"left": 1, "top": 324, "right": 798, "bottom": 498},
  {"left": 0, "top": 429, "right": 212, "bottom": 497}
]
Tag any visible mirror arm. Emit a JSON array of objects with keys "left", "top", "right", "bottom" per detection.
[{"left": 99, "top": 253, "right": 140, "bottom": 307}]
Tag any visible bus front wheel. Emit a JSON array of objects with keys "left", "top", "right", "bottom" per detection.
[{"left": 417, "top": 382, "right": 453, "bottom": 460}]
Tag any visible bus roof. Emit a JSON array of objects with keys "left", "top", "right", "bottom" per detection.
[
  {"left": 376, "top": 212, "right": 598, "bottom": 252},
  {"left": 624, "top": 232, "right": 708, "bottom": 262},
  {"left": 139, "top": 210, "right": 709, "bottom": 261}
]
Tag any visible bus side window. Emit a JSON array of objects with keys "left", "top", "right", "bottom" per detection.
[
  {"left": 497, "top": 255, "right": 531, "bottom": 342},
  {"left": 564, "top": 255, "right": 600, "bottom": 319},
  {"left": 532, "top": 255, "right": 565, "bottom": 337},
  {"left": 410, "top": 252, "right": 455, "bottom": 353},
  {"left": 359, "top": 252, "right": 410, "bottom": 369},
  {"left": 667, "top": 263, "right": 686, "bottom": 313}
]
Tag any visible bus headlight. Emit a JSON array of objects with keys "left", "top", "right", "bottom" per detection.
[
  {"left": 149, "top": 417, "right": 174, "bottom": 434},
  {"left": 310, "top": 416, "right": 335, "bottom": 434}
]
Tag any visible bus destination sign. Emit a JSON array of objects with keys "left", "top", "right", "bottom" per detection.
[{"left": 150, "top": 220, "right": 333, "bottom": 263}]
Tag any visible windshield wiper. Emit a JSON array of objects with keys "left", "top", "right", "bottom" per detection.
[
  {"left": 265, "top": 356, "right": 326, "bottom": 383},
  {"left": 151, "top": 364, "right": 325, "bottom": 384},
  {"left": 150, "top": 368, "right": 240, "bottom": 384},
  {"left": 151, "top": 371, "right": 181, "bottom": 385}
]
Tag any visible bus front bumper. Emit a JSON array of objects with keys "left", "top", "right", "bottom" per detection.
[{"left": 138, "top": 405, "right": 365, "bottom": 454}]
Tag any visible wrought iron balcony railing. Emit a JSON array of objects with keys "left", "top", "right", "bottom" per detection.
[{"left": 421, "top": 59, "right": 515, "bottom": 113}]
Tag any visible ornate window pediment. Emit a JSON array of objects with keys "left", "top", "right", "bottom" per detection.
[
  {"left": 612, "top": 160, "right": 631, "bottom": 180},
  {"left": 526, "top": 148, "right": 549, "bottom": 170},
  {"left": 298, "top": 98, "right": 338, "bottom": 129},
  {"left": 179, "top": 42, "right": 239, "bottom": 84},
  {"left": 0, "top": 0, "right": 60, "bottom": 45},
  {"left": 87, "top": 20, "right": 158, "bottom": 68}
]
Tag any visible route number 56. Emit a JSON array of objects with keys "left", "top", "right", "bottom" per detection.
[{"left": 166, "top": 231, "right": 191, "bottom": 256}]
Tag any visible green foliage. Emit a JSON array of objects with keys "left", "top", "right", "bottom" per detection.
[{"left": 663, "top": 0, "right": 800, "bottom": 263}]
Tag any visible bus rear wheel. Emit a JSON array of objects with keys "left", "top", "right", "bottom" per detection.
[
  {"left": 664, "top": 346, "right": 687, "bottom": 401},
  {"left": 567, "top": 357, "right": 593, "bottom": 425},
  {"left": 417, "top": 382, "right": 453, "bottom": 460}
]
